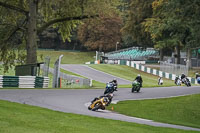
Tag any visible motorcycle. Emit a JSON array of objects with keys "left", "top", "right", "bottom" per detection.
[
  {"left": 132, "top": 80, "right": 141, "bottom": 93},
  {"left": 175, "top": 77, "right": 181, "bottom": 86},
  {"left": 182, "top": 77, "right": 191, "bottom": 87},
  {"left": 88, "top": 93, "right": 113, "bottom": 111},
  {"left": 104, "top": 82, "right": 117, "bottom": 95},
  {"left": 158, "top": 77, "right": 163, "bottom": 85}
]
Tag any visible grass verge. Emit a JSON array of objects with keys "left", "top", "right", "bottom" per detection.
[
  {"left": 107, "top": 94, "right": 200, "bottom": 128},
  {"left": 0, "top": 100, "right": 198, "bottom": 133},
  {"left": 37, "top": 50, "right": 95, "bottom": 67}
]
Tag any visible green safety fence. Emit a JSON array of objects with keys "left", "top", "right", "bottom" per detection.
[{"left": 0, "top": 76, "right": 49, "bottom": 88}]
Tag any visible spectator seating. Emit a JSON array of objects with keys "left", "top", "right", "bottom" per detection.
[{"left": 105, "top": 47, "right": 158, "bottom": 60}]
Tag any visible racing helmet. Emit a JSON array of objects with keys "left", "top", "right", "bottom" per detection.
[{"left": 113, "top": 78, "right": 117, "bottom": 83}]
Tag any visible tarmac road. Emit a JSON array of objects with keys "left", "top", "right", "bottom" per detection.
[
  {"left": 60, "top": 64, "right": 131, "bottom": 84},
  {"left": 0, "top": 86, "right": 200, "bottom": 131}
]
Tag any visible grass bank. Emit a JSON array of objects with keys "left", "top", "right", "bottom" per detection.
[
  {"left": 107, "top": 94, "right": 200, "bottom": 128},
  {"left": 0, "top": 100, "right": 198, "bottom": 133},
  {"left": 37, "top": 50, "right": 95, "bottom": 67}
]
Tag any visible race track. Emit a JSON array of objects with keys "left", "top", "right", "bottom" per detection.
[
  {"left": 0, "top": 86, "right": 200, "bottom": 131},
  {"left": 0, "top": 64, "right": 200, "bottom": 131}
]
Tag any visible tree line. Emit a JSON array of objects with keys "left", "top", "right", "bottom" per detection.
[{"left": 124, "top": 0, "right": 200, "bottom": 68}]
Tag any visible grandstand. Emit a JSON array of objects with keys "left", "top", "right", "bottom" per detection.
[{"left": 105, "top": 47, "right": 158, "bottom": 60}]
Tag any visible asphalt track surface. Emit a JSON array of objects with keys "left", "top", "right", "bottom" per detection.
[{"left": 60, "top": 64, "right": 131, "bottom": 84}]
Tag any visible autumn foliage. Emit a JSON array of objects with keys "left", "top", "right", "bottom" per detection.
[{"left": 78, "top": 14, "right": 122, "bottom": 51}]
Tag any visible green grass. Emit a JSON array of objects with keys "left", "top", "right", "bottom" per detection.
[
  {"left": 91, "top": 80, "right": 105, "bottom": 88},
  {"left": 107, "top": 94, "right": 200, "bottom": 128},
  {"left": 89, "top": 64, "right": 175, "bottom": 87},
  {"left": 60, "top": 69, "right": 85, "bottom": 78},
  {"left": 0, "top": 100, "right": 198, "bottom": 133},
  {"left": 37, "top": 50, "right": 95, "bottom": 67},
  {"left": 188, "top": 68, "right": 200, "bottom": 78}
]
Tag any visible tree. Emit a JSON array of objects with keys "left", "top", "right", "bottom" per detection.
[
  {"left": 118, "top": 0, "right": 137, "bottom": 49},
  {"left": 0, "top": 0, "right": 118, "bottom": 71},
  {"left": 121, "top": 0, "right": 154, "bottom": 48},
  {"left": 78, "top": 13, "right": 122, "bottom": 51},
  {"left": 143, "top": 0, "right": 200, "bottom": 65}
]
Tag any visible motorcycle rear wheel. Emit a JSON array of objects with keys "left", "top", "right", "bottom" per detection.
[
  {"left": 189, "top": 83, "right": 191, "bottom": 86},
  {"left": 186, "top": 82, "right": 191, "bottom": 87},
  {"left": 92, "top": 103, "right": 101, "bottom": 111},
  {"left": 136, "top": 87, "right": 140, "bottom": 92}
]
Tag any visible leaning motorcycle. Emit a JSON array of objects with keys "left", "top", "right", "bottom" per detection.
[
  {"left": 104, "top": 82, "right": 116, "bottom": 95},
  {"left": 182, "top": 78, "right": 191, "bottom": 87},
  {"left": 88, "top": 93, "right": 113, "bottom": 111},
  {"left": 132, "top": 80, "right": 141, "bottom": 93},
  {"left": 175, "top": 77, "right": 181, "bottom": 86}
]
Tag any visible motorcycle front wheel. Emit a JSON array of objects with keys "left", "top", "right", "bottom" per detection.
[
  {"left": 88, "top": 106, "right": 92, "bottom": 110},
  {"left": 131, "top": 87, "right": 135, "bottom": 93},
  {"left": 104, "top": 89, "right": 109, "bottom": 94}
]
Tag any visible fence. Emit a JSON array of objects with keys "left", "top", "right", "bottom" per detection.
[
  {"left": 48, "top": 67, "right": 91, "bottom": 87},
  {"left": 0, "top": 76, "right": 49, "bottom": 88},
  {"left": 42, "top": 56, "right": 50, "bottom": 77},
  {"left": 159, "top": 61, "right": 188, "bottom": 75},
  {"left": 59, "top": 72, "right": 91, "bottom": 88},
  {"left": 126, "top": 61, "right": 197, "bottom": 84}
]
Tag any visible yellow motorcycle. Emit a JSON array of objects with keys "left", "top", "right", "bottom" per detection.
[{"left": 88, "top": 93, "right": 113, "bottom": 111}]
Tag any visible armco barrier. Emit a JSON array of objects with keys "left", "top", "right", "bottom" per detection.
[
  {"left": 0, "top": 76, "right": 49, "bottom": 88},
  {"left": 126, "top": 61, "right": 197, "bottom": 84}
]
